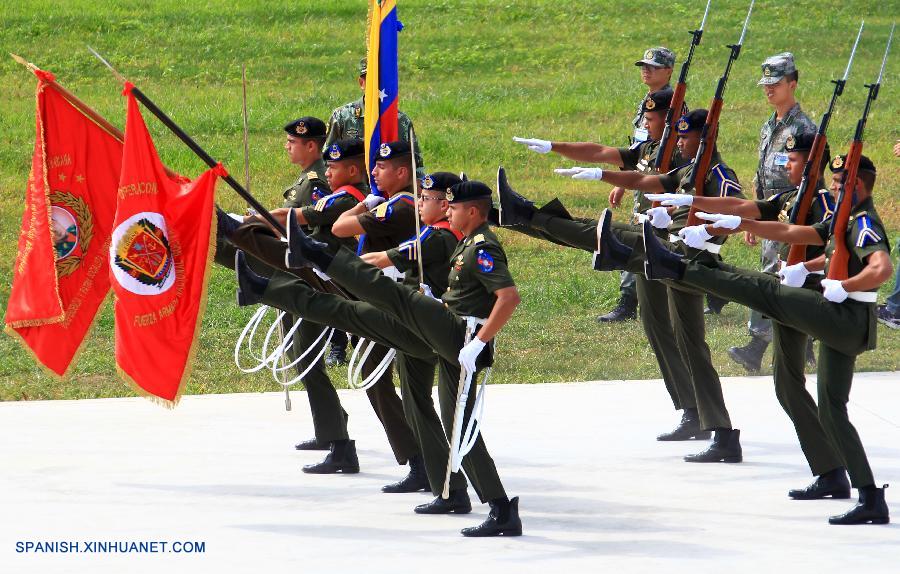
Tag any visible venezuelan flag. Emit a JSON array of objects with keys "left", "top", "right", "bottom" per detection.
[{"left": 364, "top": 0, "right": 402, "bottom": 195}]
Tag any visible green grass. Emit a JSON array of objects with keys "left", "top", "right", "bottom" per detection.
[{"left": 1, "top": 0, "right": 899, "bottom": 400}]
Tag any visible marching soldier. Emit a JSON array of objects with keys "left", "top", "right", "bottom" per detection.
[
  {"left": 729, "top": 53, "right": 817, "bottom": 372},
  {"left": 641, "top": 154, "right": 891, "bottom": 525}
]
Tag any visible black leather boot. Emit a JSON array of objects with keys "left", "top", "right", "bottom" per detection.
[
  {"left": 382, "top": 454, "right": 430, "bottom": 493},
  {"left": 684, "top": 428, "right": 742, "bottom": 463},
  {"left": 496, "top": 166, "right": 536, "bottom": 227},
  {"left": 302, "top": 440, "right": 360, "bottom": 474},
  {"left": 727, "top": 335, "right": 770, "bottom": 373},
  {"left": 461, "top": 496, "right": 522, "bottom": 537},
  {"left": 294, "top": 438, "right": 330, "bottom": 451},
  {"left": 829, "top": 485, "right": 890, "bottom": 525},
  {"left": 657, "top": 408, "right": 712, "bottom": 441},
  {"left": 641, "top": 219, "right": 685, "bottom": 280},
  {"left": 597, "top": 293, "right": 638, "bottom": 323},
  {"left": 789, "top": 467, "right": 851, "bottom": 500},
  {"left": 415, "top": 490, "right": 473, "bottom": 515},
  {"left": 592, "top": 208, "right": 632, "bottom": 271},
  {"left": 235, "top": 251, "right": 269, "bottom": 307},
  {"left": 286, "top": 209, "right": 333, "bottom": 270}
]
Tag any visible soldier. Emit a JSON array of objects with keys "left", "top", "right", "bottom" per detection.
[
  {"left": 512, "top": 90, "right": 704, "bottom": 446},
  {"left": 730, "top": 53, "right": 817, "bottom": 373},
  {"left": 641, "top": 154, "right": 891, "bottom": 525},
  {"left": 506, "top": 109, "right": 744, "bottom": 462},
  {"left": 646, "top": 132, "right": 849, "bottom": 497}
]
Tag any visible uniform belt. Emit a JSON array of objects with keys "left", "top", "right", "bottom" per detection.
[
  {"left": 847, "top": 291, "right": 877, "bottom": 303},
  {"left": 669, "top": 234, "right": 721, "bottom": 254}
]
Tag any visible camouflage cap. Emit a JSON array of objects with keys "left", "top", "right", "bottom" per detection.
[
  {"left": 757, "top": 52, "right": 797, "bottom": 85},
  {"left": 635, "top": 47, "right": 676, "bottom": 69},
  {"left": 641, "top": 87, "right": 674, "bottom": 114},
  {"left": 446, "top": 180, "right": 492, "bottom": 204},
  {"left": 420, "top": 172, "right": 462, "bottom": 194},
  {"left": 284, "top": 116, "right": 326, "bottom": 139},
  {"left": 830, "top": 154, "right": 876, "bottom": 175},
  {"left": 376, "top": 140, "right": 412, "bottom": 161},
  {"left": 359, "top": 57, "right": 368, "bottom": 77},
  {"left": 676, "top": 109, "right": 707, "bottom": 134},
  {"left": 326, "top": 138, "right": 365, "bottom": 162}
]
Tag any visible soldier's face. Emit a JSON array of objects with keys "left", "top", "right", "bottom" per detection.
[
  {"left": 285, "top": 135, "right": 313, "bottom": 166},
  {"left": 418, "top": 190, "right": 448, "bottom": 225},
  {"left": 326, "top": 161, "right": 353, "bottom": 188},
  {"left": 640, "top": 64, "right": 671, "bottom": 87},
  {"left": 372, "top": 160, "right": 407, "bottom": 195},
  {"left": 676, "top": 131, "right": 701, "bottom": 157},
  {"left": 829, "top": 172, "right": 864, "bottom": 197},
  {"left": 761, "top": 78, "right": 796, "bottom": 106},
  {"left": 446, "top": 202, "right": 473, "bottom": 232},
  {"left": 786, "top": 152, "right": 807, "bottom": 186},
  {"left": 644, "top": 111, "right": 667, "bottom": 141}
]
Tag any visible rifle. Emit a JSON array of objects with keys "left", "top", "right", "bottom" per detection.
[
  {"left": 827, "top": 24, "right": 894, "bottom": 281},
  {"left": 685, "top": 0, "right": 755, "bottom": 227},
  {"left": 655, "top": 0, "right": 711, "bottom": 174},
  {"left": 785, "top": 21, "right": 864, "bottom": 265}
]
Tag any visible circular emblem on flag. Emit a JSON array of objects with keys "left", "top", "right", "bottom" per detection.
[
  {"left": 51, "top": 205, "right": 79, "bottom": 260},
  {"left": 110, "top": 212, "right": 176, "bottom": 295},
  {"left": 379, "top": 143, "right": 391, "bottom": 158},
  {"left": 832, "top": 155, "right": 844, "bottom": 169},
  {"left": 295, "top": 121, "right": 308, "bottom": 135},
  {"left": 785, "top": 135, "right": 796, "bottom": 150},
  {"left": 677, "top": 119, "right": 689, "bottom": 132},
  {"left": 645, "top": 49, "right": 654, "bottom": 60},
  {"left": 644, "top": 97, "right": 656, "bottom": 110},
  {"left": 422, "top": 175, "right": 434, "bottom": 190},
  {"left": 49, "top": 191, "right": 94, "bottom": 278},
  {"left": 328, "top": 144, "right": 342, "bottom": 160},
  {"left": 476, "top": 249, "right": 494, "bottom": 273}
]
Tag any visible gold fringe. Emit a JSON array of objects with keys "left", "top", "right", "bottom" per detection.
[{"left": 116, "top": 364, "right": 179, "bottom": 410}]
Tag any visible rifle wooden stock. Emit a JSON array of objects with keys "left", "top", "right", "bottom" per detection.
[
  {"left": 657, "top": 82, "right": 686, "bottom": 174},
  {"left": 785, "top": 133, "right": 828, "bottom": 264},
  {"left": 826, "top": 141, "right": 863, "bottom": 281},
  {"left": 685, "top": 98, "right": 723, "bottom": 227}
]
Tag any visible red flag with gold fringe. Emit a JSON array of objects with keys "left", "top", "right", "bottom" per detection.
[
  {"left": 109, "top": 84, "right": 220, "bottom": 405},
  {"left": 4, "top": 70, "right": 121, "bottom": 377}
]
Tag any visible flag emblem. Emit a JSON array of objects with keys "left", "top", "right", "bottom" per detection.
[{"left": 111, "top": 212, "right": 175, "bottom": 294}]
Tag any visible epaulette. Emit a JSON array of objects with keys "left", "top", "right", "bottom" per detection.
[
  {"left": 306, "top": 171, "right": 320, "bottom": 181},
  {"left": 473, "top": 233, "right": 486, "bottom": 245}
]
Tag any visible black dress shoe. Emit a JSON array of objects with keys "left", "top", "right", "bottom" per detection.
[
  {"left": 461, "top": 496, "right": 522, "bottom": 537},
  {"left": 415, "top": 490, "right": 472, "bottom": 515},
  {"left": 789, "top": 468, "right": 851, "bottom": 500},
  {"left": 657, "top": 408, "right": 712, "bottom": 441},
  {"left": 216, "top": 205, "right": 242, "bottom": 240},
  {"left": 382, "top": 454, "right": 430, "bottom": 493},
  {"left": 496, "top": 166, "right": 536, "bottom": 227},
  {"left": 294, "top": 438, "right": 330, "bottom": 451},
  {"left": 829, "top": 485, "right": 890, "bottom": 525},
  {"left": 235, "top": 251, "right": 270, "bottom": 307},
  {"left": 324, "top": 344, "right": 348, "bottom": 367},
  {"left": 642, "top": 219, "right": 685, "bottom": 280},
  {"left": 592, "top": 209, "right": 632, "bottom": 271},
  {"left": 302, "top": 440, "right": 360, "bottom": 474},
  {"left": 285, "top": 209, "right": 332, "bottom": 270},
  {"left": 684, "top": 428, "right": 742, "bottom": 463}
]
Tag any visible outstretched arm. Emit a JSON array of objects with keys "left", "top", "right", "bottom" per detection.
[{"left": 737, "top": 219, "right": 824, "bottom": 246}]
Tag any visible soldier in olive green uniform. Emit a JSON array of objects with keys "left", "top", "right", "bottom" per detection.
[
  {"left": 641, "top": 154, "right": 891, "bottom": 525},
  {"left": 646, "top": 131, "right": 847, "bottom": 495},
  {"left": 512, "top": 90, "right": 703, "bottom": 443},
  {"left": 730, "top": 53, "right": 818, "bottom": 371}
]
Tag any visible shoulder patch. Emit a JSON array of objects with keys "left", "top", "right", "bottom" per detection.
[
  {"left": 306, "top": 171, "right": 319, "bottom": 181},
  {"left": 374, "top": 202, "right": 390, "bottom": 219},
  {"left": 476, "top": 249, "right": 494, "bottom": 273},
  {"left": 816, "top": 189, "right": 835, "bottom": 221},
  {"left": 711, "top": 164, "right": 742, "bottom": 197},
  {"left": 473, "top": 233, "right": 486, "bottom": 245},
  {"left": 855, "top": 215, "right": 882, "bottom": 248}
]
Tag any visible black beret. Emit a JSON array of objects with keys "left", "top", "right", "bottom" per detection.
[
  {"left": 446, "top": 180, "right": 493, "bottom": 204},
  {"left": 376, "top": 140, "right": 412, "bottom": 161},
  {"left": 421, "top": 172, "right": 462, "bottom": 193},
  {"left": 642, "top": 87, "right": 674, "bottom": 114},
  {"left": 326, "top": 138, "right": 365, "bottom": 162},
  {"left": 284, "top": 116, "right": 326, "bottom": 139},
  {"left": 784, "top": 132, "right": 817, "bottom": 153},
  {"left": 830, "top": 154, "right": 876, "bottom": 174},
  {"left": 676, "top": 109, "right": 707, "bottom": 134}
]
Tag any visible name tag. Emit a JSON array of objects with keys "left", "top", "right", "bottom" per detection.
[
  {"left": 773, "top": 152, "right": 789, "bottom": 167},
  {"left": 633, "top": 127, "right": 649, "bottom": 142}
]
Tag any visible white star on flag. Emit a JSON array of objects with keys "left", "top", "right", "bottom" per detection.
[{"left": 379, "top": 89, "right": 388, "bottom": 102}]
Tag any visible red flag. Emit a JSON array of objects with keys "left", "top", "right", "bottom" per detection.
[
  {"left": 4, "top": 71, "right": 122, "bottom": 377},
  {"left": 110, "top": 85, "right": 220, "bottom": 405}
]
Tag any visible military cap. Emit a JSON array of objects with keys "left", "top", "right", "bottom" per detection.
[
  {"left": 359, "top": 57, "right": 368, "bottom": 77},
  {"left": 676, "top": 109, "right": 708, "bottom": 134},
  {"left": 830, "top": 154, "right": 876, "bottom": 175},
  {"left": 326, "top": 138, "right": 365, "bottom": 162},
  {"left": 757, "top": 52, "right": 797, "bottom": 85},
  {"left": 376, "top": 140, "right": 412, "bottom": 161},
  {"left": 446, "top": 180, "right": 493, "bottom": 204},
  {"left": 785, "top": 132, "right": 830, "bottom": 165},
  {"left": 284, "top": 116, "right": 326, "bottom": 139},
  {"left": 642, "top": 87, "right": 674, "bottom": 114},
  {"left": 635, "top": 47, "right": 676, "bottom": 68},
  {"left": 421, "top": 172, "right": 462, "bottom": 194}
]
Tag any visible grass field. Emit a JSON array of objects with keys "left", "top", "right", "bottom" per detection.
[{"left": 1, "top": 0, "right": 898, "bottom": 401}]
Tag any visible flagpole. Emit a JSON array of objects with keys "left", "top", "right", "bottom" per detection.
[{"left": 87, "top": 46, "right": 287, "bottom": 237}]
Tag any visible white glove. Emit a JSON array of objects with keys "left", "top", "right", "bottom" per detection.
[
  {"left": 678, "top": 225, "right": 713, "bottom": 249},
  {"left": 554, "top": 167, "right": 604, "bottom": 180},
  {"left": 821, "top": 279, "right": 849, "bottom": 303},
  {"left": 364, "top": 194, "right": 386, "bottom": 210},
  {"left": 645, "top": 206, "right": 672, "bottom": 229},
  {"left": 778, "top": 262, "right": 810, "bottom": 288},
  {"left": 644, "top": 193, "right": 694, "bottom": 207},
  {"left": 512, "top": 136, "right": 552, "bottom": 154},
  {"left": 227, "top": 212, "right": 245, "bottom": 223},
  {"left": 697, "top": 212, "right": 741, "bottom": 230},
  {"left": 419, "top": 283, "right": 436, "bottom": 300},
  {"left": 458, "top": 337, "right": 486, "bottom": 375}
]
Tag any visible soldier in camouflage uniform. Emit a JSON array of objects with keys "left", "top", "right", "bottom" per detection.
[{"left": 729, "top": 53, "right": 817, "bottom": 372}]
